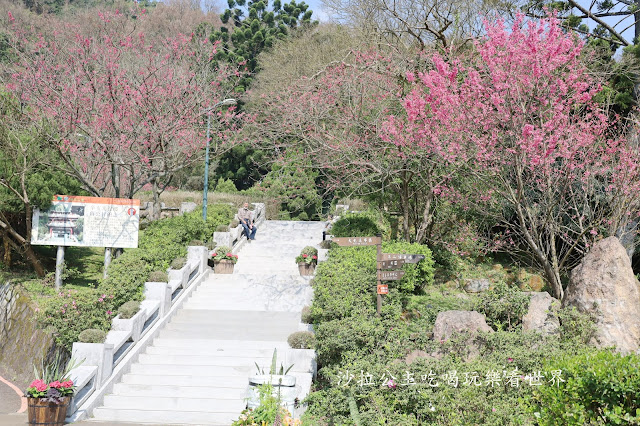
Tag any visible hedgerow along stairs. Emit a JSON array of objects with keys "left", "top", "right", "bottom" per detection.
[{"left": 89, "top": 220, "right": 325, "bottom": 425}]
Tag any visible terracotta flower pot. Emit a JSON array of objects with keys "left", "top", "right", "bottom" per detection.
[
  {"left": 214, "top": 259, "right": 235, "bottom": 274},
  {"left": 27, "top": 397, "right": 70, "bottom": 426},
  {"left": 298, "top": 262, "right": 315, "bottom": 276}
]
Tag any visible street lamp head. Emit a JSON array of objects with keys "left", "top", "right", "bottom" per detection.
[
  {"left": 219, "top": 98, "right": 237, "bottom": 106},
  {"left": 201, "top": 98, "right": 237, "bottom": 115}
]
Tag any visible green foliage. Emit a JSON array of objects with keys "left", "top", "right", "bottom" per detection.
[
  {"left": 148, "top": 270, "right": 168, "bottom": 283},
  {"left": 557, "top": 305, "right": 597, "bottom": 345},
  {"left": 531, "top": 350, "right": 640, "bottom": 424},
  {"left": 213, "top": 0, "right": 316, "bottom": 91},
  {"left": 382, "top": 241, "right": 434, "bottom": 293},
  {"left": 301, "top": 246, "right": 318, "bottom": 256},
  {"left": 77, "top": 328, "right": 106, "bottom": 343},
  {"left": 216, "top": 224, "right": 230, "bottom": 232},
  {"left": 117, "top": 300, "right": 140, "bottom": 319},
  {"left": 331, "top": 213, "right": 380, "bottom": 237},
  {"left": 36, "top": 288, "right": 116, "bottom": 350},
  {"left": 474, "top": 282, "right": 530, "bottom": 331},
  {"left": 214, "top": 143, "right": 269, "bottom": 190},
  {"left": 303, "top": 230, "right": 601, "bottom": 424},
  {"left": 287, "top": 331, "right": 316, "bottom": 349},
  {"left": 254, "top": 157, "right": 322, "bottom": 220},
  {"left": 170, "top": 257, "right": 187, "bottom": 270},
  {"left": 214, "top": 177, "right": 238, "bottom": 193},
  {"left": 232, "top": 383, "right": 295, "bottom": 425},
  {"left": 404, "top": 292, "right": 474, "bottom": 326},
  {"left": 300, "top": 305, "right": 312, "bottom": 323}
]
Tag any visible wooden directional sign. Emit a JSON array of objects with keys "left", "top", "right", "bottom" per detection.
[
  {"left": 332, "top": 236, "right": 381, "bottom": 247},
  {"left": 379, "top": 253, "right": 425, "bottom": 264},
  {"left": 378, "top": 270, "right": 405, "bottom": 281},
  {"left": 378, "top": 259, "right": 405, "bottom": 270},
  {"left": 377, "top": 284, "right": 389, "bottom": 295}
]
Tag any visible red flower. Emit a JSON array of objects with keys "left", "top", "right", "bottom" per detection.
[
  {"left": 62, "top": 380, "right": 73, "bottom": 388},
  {"left": 302, "top": 254, "right": 308, "bottom": 258},
  {"left": 30, "top": 380, "right": 47, "bottom": 392},
  {"left": 312, "top": 255, "right": 317, "bottom": 259},
  {"left": 49, "top": 381, "right": 62, "bottom": 389}
]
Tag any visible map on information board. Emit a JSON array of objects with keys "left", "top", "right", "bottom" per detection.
[{"left": 31, "top": 195, "right": 140, "bottom": 248}]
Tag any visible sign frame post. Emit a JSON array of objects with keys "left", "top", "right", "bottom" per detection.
[{"left": 331, "top": 234, "right": 424, "bottom": 316}]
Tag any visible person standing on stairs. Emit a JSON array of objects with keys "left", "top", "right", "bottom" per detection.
[{"left": 238, "top": 202, "right": 257, "bottom": 241}]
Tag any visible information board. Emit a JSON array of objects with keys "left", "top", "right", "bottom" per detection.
[{"left": 31, "top": 195, "right": 140, "bottom": 248}]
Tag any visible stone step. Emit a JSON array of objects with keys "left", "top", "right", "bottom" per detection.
[
  {"left": 121, "top": 373, "right": 249, "bottom": 388},
  {"left": 157, "top": 326, "right": 297, "bottom": 341},
  {"left": 101, "top": 395, "right": 247, "bottom": 413},
  {"left": 137, "top": 353, "right": 275, "bottom": 367},
  {"left": 129, "top": 363, "right": 253, "bottom": 377},
  {"left": 92, "top": 407, "right": 240, "bottom": 425},
  {"left": 150, "top": 338, "right": 292, "bottom": 350},
  {"left": 144, "top": 345, "right": 288, "bottom": 358},
  {"left": 136, "top": 353, "right": 315, "bottom": 373},
  {"left": 169, "top": 309, "right": 300, "bottom": 325},
  {"left": 111, "top": 383, "right": 247, "bottom": 399}
]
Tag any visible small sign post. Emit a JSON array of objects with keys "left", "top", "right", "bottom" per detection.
[{"left": 331, "top": 235, "right": 424, "bottom": 315}]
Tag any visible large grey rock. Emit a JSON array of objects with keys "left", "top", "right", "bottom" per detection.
[
  {"left": 522, "top": 292, "right": 559, "bottom": 334},
  {"left": 463, "top": 279, "right": 490, "bottom": 293},
  {"left": 433, "top": 310, "right": 493, "bottom": 342},
  {"left": 564, "top": 236, "right": 640, "bottom": 353}
]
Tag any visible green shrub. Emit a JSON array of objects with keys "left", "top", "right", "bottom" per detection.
[
  {"left": 531, "top": 350, "right": 640, "bottom": 425},
  {"left": 474, "top": 281, "right": 530, "bottom": 331},
  {"left": 557, "top": 305, "right": 597, "bottom": 344},
  {"left": 148, "top": 270, "right": 168, "bottom": 283},
  {"left": 206, "top": 240, "right": 217, "bottom": 250},
  {"left": 301, "top": 306, "right": 312, "bottom": 323},
  {"left": 288, "top": 331, "right": 316, "bottom": 349},
  {"left": 319, "top": 239, "right": 334, "bottom": 249},
  {"left": 215, "top": 177, "right": 238, "bottom": 193},
  {"left": 170, "top": 257, "right": 187, "bottom": 270},
  {"left": 77, "top": 328, "right": 106, "bottom": 343},
  {"left": 382, "top": 241, "right": 435, "bottom": 294},
  {"left": 214, "top": 245, "right": 232, "bottom": 255},
  {"left": 189, "top": 239, "right": 204, "bottom": 246},
  {"left": 331, "top": 214, "right": 380, "bottom": 237},
  {"left": 117, "top": 301, "right": 140, "bottom": 319},
  {"left": 230, "top": 219, "right": 240, "bottom": 228},
  {"left": 404, "top": 292, "right": 474, "bottom": 326},
  {"left": 301, "top": 246, "right": 318, "bottom": 256},
  {"left": 216, "top": 224, "right": 230, "bottom": 232}
]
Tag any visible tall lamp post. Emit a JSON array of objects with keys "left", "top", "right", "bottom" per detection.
[{"left": 202, "top": 98, "right": 237, "bottom": 221}]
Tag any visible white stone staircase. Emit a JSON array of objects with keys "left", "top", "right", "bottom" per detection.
[{"left": 89, "top": 220, "right": 325, "bottom": 425}]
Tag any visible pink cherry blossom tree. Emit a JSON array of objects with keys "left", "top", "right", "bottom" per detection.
[
  {"left": 399, "top": 15, "right": 640, "bottom": 298},
  {"left": 6, "top": 9, "right": 243, "bottom": 218}
]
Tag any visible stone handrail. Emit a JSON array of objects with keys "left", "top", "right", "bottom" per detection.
[{"left": 66, "top": 245, "right": 209, "bottom": 422}]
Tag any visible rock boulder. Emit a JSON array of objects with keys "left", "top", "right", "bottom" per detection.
[
  {"left": 433, "top": 310, "right": 493, "bottom": 342},
  {"left": 522, "top": 292, "right": 559, "bottom": 334},
  {"left": 564, "top": 236, "right": 640, "bottom": 353},
  {"left": 463, "top": 279, "right": 490, "bottom": 293}
]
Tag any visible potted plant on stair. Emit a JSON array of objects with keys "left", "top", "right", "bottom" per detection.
[
  {"left": 25, "top": 353, "right": 78, "bottom": 426},
  {"left": 210, "top": 245, "right": 238, "bottom": 274},
  {"left": 296, "top": 246, "right": 318, "bottom": 276},
  {"left": 247, "top": 349, "right": 297, "bottom": 415}
]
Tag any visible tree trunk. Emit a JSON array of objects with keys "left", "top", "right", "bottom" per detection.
[
  {"left": 400, "top": 171, "right": 410, "bottom": 241},
  {"left": 152, "top": 177, "right": 162, "bottom": 221},
  {"left": 0, "top": 218, "right": 45, "bottom": 277}
]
